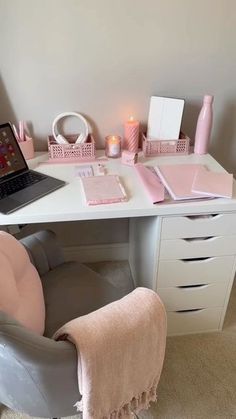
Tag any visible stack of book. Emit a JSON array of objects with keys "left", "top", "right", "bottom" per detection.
[{"left": 154, "top": 164, "right": 233, "bottom": 201}]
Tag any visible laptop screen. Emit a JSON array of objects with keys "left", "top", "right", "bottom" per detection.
[{"left": 0, "top": 123, "right": 27, "bottom": 180}]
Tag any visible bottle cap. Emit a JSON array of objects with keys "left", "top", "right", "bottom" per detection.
[{"left": 204, "top": 95, "right": 214, "bottom": 104}]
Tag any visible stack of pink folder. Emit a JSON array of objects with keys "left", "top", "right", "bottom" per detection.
[{"left": 154, "top": 164, "right": 233, "bottom": 200}]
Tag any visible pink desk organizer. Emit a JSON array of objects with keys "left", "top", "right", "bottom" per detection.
[
  {"left": 19, "top": 137, "right": 35, "bottom": 160},
  {"left": 142, "top": 132, "right": 190, "bottom": 157},
  {"left": 121, "top": 150, "right": 138, "bottom": 166},
  {"left": 48, "top": 134, "right": 95, "bottom": 163}
]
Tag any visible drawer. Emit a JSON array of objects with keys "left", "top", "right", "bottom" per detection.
[
  {"left": 159, "top": 236, "right": 236, "bottom": 260},
  {"left": 167, "top": 307, "right": 222, "bottom": 336},
  {"left": 157, "top": 256, "right": 236, "bottom": 287},
  {"left": 157, "top": 282, "right": 229, "bottom": 311},
  {"left": 161, "top": 213, "right": 236, "bottom": 239}
]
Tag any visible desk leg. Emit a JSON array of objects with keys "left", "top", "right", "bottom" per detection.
[{"left": 129, "top": 216, "right": 161, "bottom": 291}]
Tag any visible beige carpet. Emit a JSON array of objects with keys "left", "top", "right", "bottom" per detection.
[{"left": 1, "top": 262, "right": 236, "bottom": 419}]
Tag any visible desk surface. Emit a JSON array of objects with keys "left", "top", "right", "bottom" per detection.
[{"left": 1, "top": 151, "right": 236, "bottom": 225}]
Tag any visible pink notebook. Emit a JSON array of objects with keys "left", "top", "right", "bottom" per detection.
[
  {"left": 154, "top": 164, "right": 207, "bottom": 200},
  {"left": 81, "top": 175, "right": 127, "bottom": 205},
  {"left": 192, "top": 167, "right": 233, "bottom": 198}
]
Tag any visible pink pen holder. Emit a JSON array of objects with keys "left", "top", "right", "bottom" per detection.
[{"left": 19, "top": 137, "right": 35, "bottom": 160}]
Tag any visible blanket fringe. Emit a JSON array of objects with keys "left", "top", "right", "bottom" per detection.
[
  {"left": 74, "top": 384, "right": 157, "bottom": 418},
  {"left": 104, "top": 383, "right": 157, "bottom": 419}
]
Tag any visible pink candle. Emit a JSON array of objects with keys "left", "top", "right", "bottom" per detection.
[
  {"left": 105, "top": 135, "right": 121, "bottom": 158},
  {"left": 124, "top": 116, "right": 140, "bottom": 152}
]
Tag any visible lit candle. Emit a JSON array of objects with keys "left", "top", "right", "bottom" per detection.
[
  {"left": 105, "top": 135, "right": 121, "bottom": 158},
  {"left": 124, "top": 116, "right": 140, "bottom": 152}
]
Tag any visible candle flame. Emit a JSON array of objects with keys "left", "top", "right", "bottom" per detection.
[
  {"left": 111, "top": 135, "right": 119, "bottom": 141},
  {"left": 129, "top": 116, "right": 134, "bottom": 122}
]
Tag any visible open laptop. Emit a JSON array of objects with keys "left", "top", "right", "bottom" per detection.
[{"left": 0, "top": 122, "right": 66, "bottom": 214}]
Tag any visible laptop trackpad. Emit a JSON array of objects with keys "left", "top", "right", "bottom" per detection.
[{"left": 13, "top": 178, "right": 63, "bottom": 202}]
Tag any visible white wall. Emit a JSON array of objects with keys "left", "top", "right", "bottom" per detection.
[{"left": 0, "top": 0, "right": 236, "bottom": 173}]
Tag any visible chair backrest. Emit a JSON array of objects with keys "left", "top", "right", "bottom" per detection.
[{"left": 0, "top": 231, "right": 45, "bottom": 335}]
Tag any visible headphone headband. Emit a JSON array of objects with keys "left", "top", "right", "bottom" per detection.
[{"left": 52, "top": 112, "right": 89, "bottom": 144}]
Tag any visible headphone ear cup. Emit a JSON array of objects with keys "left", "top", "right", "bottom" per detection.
[
  {"left": 75, "top": 133, "right": 86, "bottom": 144},
  {"left": 56, "top": 134, "right": 69, "bottom": 144}
]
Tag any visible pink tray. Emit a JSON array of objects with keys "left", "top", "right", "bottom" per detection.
[
  {"left": 142, "top": 132, "right": 190, "bottom": 157},
  {"left": 48, "top": 134, "right": 95, "bottom": 162}
]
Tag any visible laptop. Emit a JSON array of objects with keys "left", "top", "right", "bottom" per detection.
[{"left": 0, "top": 122, "right": 66, "bottom": 214}]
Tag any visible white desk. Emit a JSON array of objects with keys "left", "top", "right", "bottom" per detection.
[
  {"left": 1, "top": 151, "right": 236, "bottom": 336},
  {"left": 1, "top": 151, "right": 236, "bottom": 225}
]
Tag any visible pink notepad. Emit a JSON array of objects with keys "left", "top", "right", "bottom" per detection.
[
  {"left": 154, "top": 164, "right": 207, "bottom": 200},
  {"left": 192, "top": 167, "right": 233, "bottom": 198},
  {"left": 81, "top": 175, "right": 127, "bottom": 205}
]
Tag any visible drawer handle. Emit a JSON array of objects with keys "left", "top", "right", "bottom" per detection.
[
  {"left": 175, "top": 308, "right": 204, "bottom": 313},
  {"left": 177, "top": 284, "right": 208, "bottom": 289},
  {"left": 186, "top": 214, "right": 220, "bottom": 220},
  {"left": 181, "top": 257, "right": 213, "bottom": 263},
  {"left": 183, "top": 236, "right": 215, "bottom": 242}
]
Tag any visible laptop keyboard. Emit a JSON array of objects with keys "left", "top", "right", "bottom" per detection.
[{"left": 0, "top": 171, "right": 46, "bottom": 199}]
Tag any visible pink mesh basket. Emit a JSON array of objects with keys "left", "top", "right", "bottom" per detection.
[
  {"left": 142, "top": 132, "right": 190, "bottom": 157},
  {"left": 48, "top": 134, "right": 95, "bottom": 162}
]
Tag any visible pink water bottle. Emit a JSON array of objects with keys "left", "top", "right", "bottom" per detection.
[{"left": 194, "top": 95, "right": 214, "bottom": 155}]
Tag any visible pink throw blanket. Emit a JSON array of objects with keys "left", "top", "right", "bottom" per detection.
[{"left": 53, "top": 287, "right": 167, "bottom": 419}]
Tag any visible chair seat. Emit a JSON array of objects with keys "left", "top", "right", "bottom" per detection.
[{"left": 42, "top": 261, "right": 123, "bottom": 337}]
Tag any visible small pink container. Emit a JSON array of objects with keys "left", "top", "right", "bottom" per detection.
[
  {"left": 19, "top": 137, "right": 35, "bottom": 160},
  {"left": 48, "top": 134, "right": 95, "bottom": 162},
  {"left": 142, "top": 132, "right": 190, "bottom": 157},
  {"left": 121, "top": 150, "right": 138, "bottom": 166}
]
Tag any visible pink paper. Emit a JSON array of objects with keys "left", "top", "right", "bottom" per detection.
[
  {"left": 135, "top": 163, "right": 165, "bottom": 203},
  {"left": 192, "top": 167, "right": 233, "bottom": 198}
]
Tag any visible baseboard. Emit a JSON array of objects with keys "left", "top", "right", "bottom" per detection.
[{"left": 63, "top": 242, "right": 129, "bottom": 263}]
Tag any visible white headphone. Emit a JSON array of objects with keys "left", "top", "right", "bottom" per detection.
[{"left": 52, "top": 112, "right": 89, "bottom": 144}]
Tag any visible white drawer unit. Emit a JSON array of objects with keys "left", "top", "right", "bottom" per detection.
[
  {"left": 160, "top": 236, "right": 236, "bottom": 260},
  {"left": 157, "top": 282, "right": 229, "bottom": 311},
  {"left": 167, "top": 308, "right": 222, "bottom": 336},
  {"left": 161, "top": 213, "right": 236, "bottom": 239},
  {"left": 155, "top": 213, "right": 236, "bottom": 336},
  {"left": 158, "top": 256, "right": 235, "bottom": 287}
]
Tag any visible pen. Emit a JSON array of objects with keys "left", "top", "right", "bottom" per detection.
[
  {"left": 12, "top": 124, "right": 21, "bottom": 142},
  {"left": 19, "top": 121, "right": 26, "bottom": 142}
]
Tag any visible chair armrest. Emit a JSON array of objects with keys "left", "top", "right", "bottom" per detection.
[
  {"left": 20, "top": 230, "right": 65, "bottom": 276},
  {"left": 0, "top": 311, "right": 79, "bottom": 418}
]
